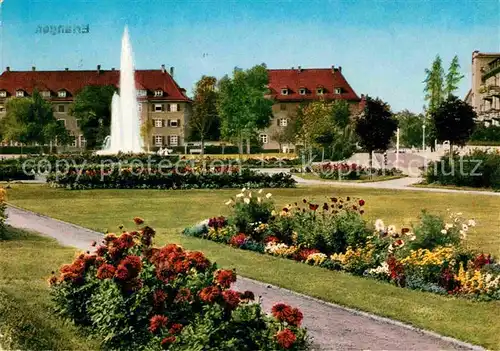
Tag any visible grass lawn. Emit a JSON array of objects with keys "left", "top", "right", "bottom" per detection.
[
  {"left": 411, "top": 182, "right": 499, "bottom": 193},
  {"left": 0, "top": 227, "right": 100, "bottom": 350},
  {"left": 4, "top": 184, "right": 500, "bottom": 349},
  {"left": 180, "top": 153, "right": 296, "bottom": 160},
  {"left": 295, "top": 174, "right": 407, "bottom": 183}
]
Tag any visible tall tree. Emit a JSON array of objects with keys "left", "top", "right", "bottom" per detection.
[
  {"left": 423, "top": 55, "right": 445, "bottom": 114},
  {"left": 431, "top": 96, "right": 476, "bottom": 154},
  {"left": 445, "top": 55, "right": 464, "bottom": 98},
  {"left": 188, "top": 76, "right": 219, "bottom": 155},
  {"left": 0, "top": 90, "right": 70, "bottom": 151},
  {"left": 354, "top": 96, "right": 398, "bottom": 170},
  {"left": 217, "top": 64, "right": 273, "bottom": 154},
  {"left": 395, "top": 110, "right": 427, "bottom": 148},
  {"left": 140, "top": 116, "right": 154, "bottom": 153},
  {"left": 69, "top": 85, "right": 116, "bottom": 150}
]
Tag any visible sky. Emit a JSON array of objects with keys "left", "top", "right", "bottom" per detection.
[{"left": 1, "top": 0, "right": 499, "bottom": 113}]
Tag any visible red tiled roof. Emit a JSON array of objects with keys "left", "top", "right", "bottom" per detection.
[
  {"left": 267, "top": 67, "right": 360, "bottom": 102},
  {"left": 0, "top": 69, "right": 190, "bottom": 101}
]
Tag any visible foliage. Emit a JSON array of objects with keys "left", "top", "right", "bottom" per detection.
[
  {"left": 0, "top": 188, "right": 6, "bottom": 239},
  {"left": 408, "top": 210, "right": 462, "bottom": 252},
  {"left": 217, "top": 64, "right": 274, "bottom": 153},
  {"left": 69, "top": 85, "right": 117, "bottom": 150},
  {"left": 394, "top": 110, "right": 427, "bottom": 148},
  {"left": 310, "top": 163, "right": 402, "bottom": 180},
  {"left": 188, "top": 76, "right": 220, "bottom": 150},
  {"left": 424, "top": 150, "right": 500, "bottom": 189},
  {"left": 430, "top": 96, "right": 476, "bottom": 151},
  {"left": 445, "top": 55, "right": 464, "bottom": 98},
  {"left": 354, "top": 96, "right": 398, "bottom": 168},
  {"left": 140, "top": 117, "right": 154, "bottom": 153},
  {"left": 470, "top": 124, "right": 500, "bottom": 142},
  {"left": 423, "top": 55, "right": 445, "bottom": 114},
  {"left": 0, "top": 90, "right": 70, "bottom": 148},
  {"left": 50, "top": 219, "right": 310, "bottom": 350}
]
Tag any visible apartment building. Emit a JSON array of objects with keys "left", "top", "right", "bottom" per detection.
[
  {"left": 465, "top": 51, "right": 500, "bottom": 126},
  {"left": 0, "top": 65, "right": 191, "bottom": 149},
  {"left": 263, "top": 66, "right": 362, "bottom": 150}
]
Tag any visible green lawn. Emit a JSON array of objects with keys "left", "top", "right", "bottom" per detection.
[
  {"left": 0, "top": 227, "right": 100, "bottom": 350},
  {"left": 4, "top": 184, "right": 500, "bottom": 349},
  {"left": 295, "top": 174, "right": 407, "bottom": 183}
]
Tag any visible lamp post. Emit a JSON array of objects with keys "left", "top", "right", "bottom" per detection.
[
  {"left": 422, "top": 123, "right": 426, "bottom": 151},
  {"left": 396, "top": 127, "right": 400, "bottom": 166}
]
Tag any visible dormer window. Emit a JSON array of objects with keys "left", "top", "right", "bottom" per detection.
[
  {"left": 299, "top": 88, "right": 306, "bottom": 95},
  {"left": 0, "top": 91, "right": 6, "bottom": 98},
  {"left": 154, "top": 90, "right": 163, "bottom": 97},
  {"left": 334, "top": 88, "right": 342, "bottom": 94},
  {"left": 16, "top": 90, "right": 25, "bottom": 97},
  {"left": 41, "top": 91, "right": 51, "bottom": 98},
  {"left": 281, "top": 88, "right": 289, "bottom": 95},
  {"left": 316, "top": 88, "right": 324, "bottom": 95},
  {"left": 58, "top": 90, "right": 67, "bottom": 98},
  {"left": 137, "top": 89, "right": 147, "bottom": 97}
]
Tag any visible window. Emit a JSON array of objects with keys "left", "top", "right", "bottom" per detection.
[
  {"left": 58, "top": 105, "right": 65, "bottom": 113},
  {"left": 71, "top": 136, "right": 77, "bottom": 147},
  {"left": 280, "top": 104, "right": 286, "bottom": 111},
  {"left": 0, "top": 91, "right": 7, "bottom": 98},
  {"left": 170, "top": 103, "right": 178, "bottom": 112},
  {"left": 259, "top": 134, "right": 268, "bottom": 144},
  {"left": 79, "top": 135, "right": 86, "bottom": 148},
  {"left": 58, "top": 90, "right": 67, "bottom": 98},
  {"left": 154, "top": 119, "right": 163, "bottom": 127},
  {"left": 335, "top": 88, "right": 342, "bottom": 94},
  {"left": 278, "top": 118, "right": 288, "bottom": 127},
  {"left": 0, "top": 105, "right": 4, "bottom": 112},
  {"left": 299, "top": 88, "right": 306, "bottom": 95},
  {"left": 137, "top": 90, "right": 147, "bottom": 97},
  {"left": 169, "top": 135, "right": 179, "bottom": 146},
  {"left": 316, "top": 88, "right": 324, "bottom": 95},
  {"left": 138, "top": 103, "right": 142, "bottom": 112},
  {"left": 169, "top": 119, "right": 179, "bottom": 127},
  {"left": 154, "top": 104, "right": 163, "bottom": 112},
  {"left": 16, "top": 90, "right": 24, "bottom": 97},
  {"left": 154, "top": 90, "right": 163, "bottom": 97},
  {"left": 281, "top": 88, "right": 288, "bottom": 95},
  {"left": 76, "top": 119, "right": 81, "bottom": 128},
  {"left": 57, "top": 119, "right": 66, "bottom": 127},
  {"left": 41, "top": 91, "right": 51, "bottom": 98},
  {"left": 154, "top": 135, "right": 164, "bottom": 146}
]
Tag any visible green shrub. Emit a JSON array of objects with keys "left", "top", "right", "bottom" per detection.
[
  {"left": 230, "top": 192, "right": 274, "bottom": 241},
  {"left": 408, "top": 211, "right": 461, "bottom": 252}
]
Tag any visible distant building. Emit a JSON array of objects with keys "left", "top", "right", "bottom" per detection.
[
  {"left": 263, "top": 66, "right": 363, "bottom": 151},
  {"left": 466, "top": 51, "right": 500, "bottom": 126},
  {"left": 0, "top": 65, "right": 191, "bottom": 149}
]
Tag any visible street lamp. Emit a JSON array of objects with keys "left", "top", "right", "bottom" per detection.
[
  {"left": 396, "top": 127, "right": 400, "bottom": 166},
  {"left": 422, "top": 123, "right": 426, "bottom": 151}
]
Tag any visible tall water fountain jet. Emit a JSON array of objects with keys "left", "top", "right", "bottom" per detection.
[{"left": 98, "top": 26, "right": 143, "bottom": 154}]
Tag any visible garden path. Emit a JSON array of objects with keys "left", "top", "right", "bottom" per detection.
[{"left": 6, "top": 205, "right": 482, "bottom": 351}]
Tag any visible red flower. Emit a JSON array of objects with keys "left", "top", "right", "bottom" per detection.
[
  {"left": 96, "top": 245, "right": 108, "bottom": 257},
  {"left": 214, "top": 269, "right": 236, "bottom": 288},
  {"left": 264, "top": 236, "right": 280, "bottom": 244},
  {"left": 199, "top": 286, "right": 221, "bottom": 303},
  {"left": 229, "top": 233, "right": 248, "bottom": 247},
  {"left": 161, "top": 336, "right": 176, "bottom": 348},
  {"left": 47, "top": 275, "right": 58, "bottom": 286},
  {"left": 91, "top": 240, "right": 97, "bottom": 247},
  {"left": 360, "top": 210, "right": 365, "bottom": 215},
  {"left": 115, "top": 255, "right": 142, "bottom": 281},
  {"left": 168, "top": 323, "right": 184, "bottom": 334},
  {"left": 117, "top": 232, "right": 135, "bottom": 249},
  {"left": 186, "top": 251, "right": 210, "bottom": 271},
  {"left": 293, "top": 248, "right": 320, "bottom": 262},
  {"left": 149, "top": 315, "right": 168, "bottom": 334},
  {"left": 222, "top": 289, "right": 240, "bottom": 309},
  {"left": 133, "top": 217, "right": 144, "bottom": 225},
  {"left": 358, "top": 199, "right": 365, "bottom": 206},
  {"left": 174, "top": 288, "right": 192, "bottom": 303},
  {"left": 271, "top": 303, "right": 292, "bottom": 322},
  {"left": 240, "top": 290, "right": 255, "bottom": 301},
  {"left": 308, "top": 203, "right": 319, "bottom": 211},
  {"left": 96, "top": 264, "right": 116, "bottom": 279},
  {"left": 275, "top": 329, "right": 297, "bottom": 349},
  {"left": 286, "top": 307, "right": 303, "bottom": 327},
  {"left": 153, "top": 289, "right": 168, "bottom": 307}
]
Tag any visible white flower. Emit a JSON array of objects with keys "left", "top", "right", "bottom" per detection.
[
  {"left": 367, "top": 262, "right": 390, "bottom": 276},
  {"left": 258, "top": 189, "right": 263, "bottom": 194},
  {"left": 241, "top": 188, "right": 246, "bottom": 192},
  {"left": 457, "top": 212, "right": 463, "bottom": 216},
  {"left": 459, "top": 230, "right": 467, "bottom": 240},
  {"left": 374, "top": 219, "right": 385, "bottom": 231},
  {"left": 409, "top": 234, "right": 416, "bottom": 241},
  {"left": 257, "top": 197, "right": 262, "bottom": 203},
  {"left": 225, "top": 200, "right": 233, "bottom": 205},
  {"left": 236, "top": 193, "right": 244, "bottom": 198},
  {"left": 266, "top": 193, "right": 272, "bottom": 199},
  {"left": 468, "top": 219, "right": 476, "bottom": 227},
  {"left": 462, "top": 224, "right": 469, "bottom": 232},
  {"left": 387, "top": 225, "right": 396, "bottom": 234},
  {"left": 445, "top": 223, "right": 453, "bottom": 230},
  {"left": 243, "top": 198, "right": 250, "bottom": 204},
  {"left": 248, "top": 192, "right": 252, "bottom": 198},
  {"left": 441, "top": 229, "right": 447, "bottom": 234}
]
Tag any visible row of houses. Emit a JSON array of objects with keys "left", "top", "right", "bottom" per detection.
[{"left": 0, "top": 64, "right": 363, "bottom": 151}]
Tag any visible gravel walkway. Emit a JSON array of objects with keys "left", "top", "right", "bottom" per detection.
[{"left": 6, "top": 205, "right": 483, "bottom": 351}]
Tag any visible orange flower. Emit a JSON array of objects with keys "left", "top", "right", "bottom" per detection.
[
  {"left": 275, "top": 329, "right": 297, "bottom": 349},
  {"left": 199, "top": 286, "right": 221, "bottom": 303},
  {"left": 96, "top": 263, "right": 116, "bottom": 279},
  {"left": 149, "top": 315, "right": 168, "bottom": 334},
  {"left": 133, "top": 217, "right": 144, "bottom": 225},
  {"left": 214, "top": 269, "right": 236, "bottom": 288}
]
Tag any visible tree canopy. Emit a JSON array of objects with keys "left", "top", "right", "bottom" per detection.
[
  {"left": 69, "top": 85, "right": 116, "bottom": 150},
  {"left": 394, "top": 110, "right": 427, "bottom": 148}
]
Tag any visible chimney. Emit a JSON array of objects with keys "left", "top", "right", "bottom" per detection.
[
  {"left": 331, "top": 65, "right": 335, "bottom": 72},
  {"left": 161, "top": 64, "right": 165, "bottom": 73},
  {"left": 338, "top": 66, "right": 342, "bottom": 72},
  {"left": 291, "top": 66, "right": 294, "bottom": 70},
  {"left": 97, "top": 64, "right": 101, "bottom": 74},
  {"left": 169, "top": 66, "right": 174, "bottom": 77},
  {"left": 6, "top": 66, "right": 10, "bottom": 72},
  {"left": 32, "top": 66, "right": 36, "bottom": 71},
  {"left": 297, "top": 66, "right": 302, "bottom": 72},
  {"left": 111, "top": 67, "right": 115, "bottom": 71},
  {"left": 65, "top": 67, "right": 69, "bottom": 71}
]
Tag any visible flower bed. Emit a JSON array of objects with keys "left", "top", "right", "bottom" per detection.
[
  {"left": 0, "top": 187, "right": 6, "bottom": 239},
  {"left": 47, "top": 167, "right": 296, "bottom": 190},
  {"left": 183, "top": 190, "right": 500, "bottom": 301},
  {"left": 290, "top": 163, "right": 403, "bottom": 180},
  {"left": 49, "top": 218, "right": 310, "bottom": 350}
]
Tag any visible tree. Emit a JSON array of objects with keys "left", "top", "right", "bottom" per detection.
[
  {"left": 395, "top": 110, "right": 426, "bottom": 148},
  {"left": 430, "top": 95, "right": 476, "bottom": 154},
  {"left": 354, "top": 96, "right": 398, "bottom": 170},
  {"left": 423, "top": 55, "right": 445, "bottom": 114},
  {"left": 140, "top": 117, "right": 154, "bottom": 153},
  {"left": 217, "top": 64, "right": 273, "bottom": 155},
  {"left": 445, "top": 55, "right": 464, "bottom": 98},
  {"left": 69, "top": 85, "right": 116, "bottom": 150},
  {"left": 270, "top": 127, "right": 293, "bottom": 153},
  {"left": 0, "top": 90, "right": 70, "bottom": 151},
  {"left": 188, "top": 76, "right": 219, "bottom": 155}
]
